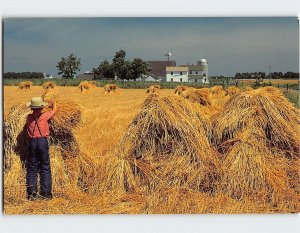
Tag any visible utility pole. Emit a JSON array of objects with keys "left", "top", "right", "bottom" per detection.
[
  {"left": 269, "top": 66, "right": 271, "bottom": 82},
  {"left": 165, "top": 52, "right": 172, "bottom": 66}
]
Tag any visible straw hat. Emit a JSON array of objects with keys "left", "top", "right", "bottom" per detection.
[{"left": 26, "top": 97, "right": 48, "bottom": 109}]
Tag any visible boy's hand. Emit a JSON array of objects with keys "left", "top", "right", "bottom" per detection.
[{"left": 50, "top": 100, "right": 57, "bottom": 112}]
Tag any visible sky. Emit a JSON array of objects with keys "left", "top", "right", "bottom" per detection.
[{"left": 3, "top": 17, "right": 299, "bottom": 76}]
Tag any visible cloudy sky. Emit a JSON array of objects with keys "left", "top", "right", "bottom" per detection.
[{"left": 3, "top": 17, "right": 299, "bottom": 76}]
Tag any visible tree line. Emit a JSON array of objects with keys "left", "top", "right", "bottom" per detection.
[
  {"left": 235, "top": 72, "right": 299, "bottom": 79},
  {"left": 4, "top": 50, "right": 151, "bottom": 80},
  {"left": 3, "top": 72, "right": 44, "bottom": 79}
]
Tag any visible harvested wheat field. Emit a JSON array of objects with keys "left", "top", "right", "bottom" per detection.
[{"left": 3, "top": 85, "right": 300, "bottom": 214}]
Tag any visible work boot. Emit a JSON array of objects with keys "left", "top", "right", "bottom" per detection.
[
  {"left": 27, "top": 192, "right": 38, "bottom": 201},
  {"left": 40, "top": 192, "right": 53, "bottom": 200}
]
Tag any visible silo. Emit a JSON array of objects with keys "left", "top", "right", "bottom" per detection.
[{"left": 197, "top": 59, "right": 209, "bottom": 83}]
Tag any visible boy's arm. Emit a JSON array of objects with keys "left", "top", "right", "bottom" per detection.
[
  {"left": 51, "top": 100, "right": 57, "bottom": 113},
  {"left": 45, "top": 100, "right": 57, "bottom": 120}
]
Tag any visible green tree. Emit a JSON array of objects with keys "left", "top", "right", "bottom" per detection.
[
  {"left": 57, "top": 53, "right": 81, "bottom": 79},
  {"left": 97, "top": 50, "right": 151, "bottom": 80},
  {"left": 259, "top": 72, "right": 266, "bottom": 79},
  {"left": 235, "top": 72, "right": 242, "bottom": 79},
  {"left": 92, "top": 60, "right": 114, "bottom": 79},
  {"left": 112, "top": 50, "right": 126, "bottom": 79},
  {"left": 127, "top": 58, "right": 151, "bottom": 80},
  {"left": 121, "top": 60, "right": 132, "bottom": 80}
]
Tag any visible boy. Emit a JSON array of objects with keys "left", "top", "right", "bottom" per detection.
[{"left": 26, "top": 97, "right": 57, "bottom": 200}]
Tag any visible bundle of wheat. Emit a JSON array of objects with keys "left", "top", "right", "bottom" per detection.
[
  {"left": 287, "top": 158, "right": 300, "bottom": 197},
  {"left": 174, "top": 86, "right": 189, "bottom": 95},
  {"left": 210, "top": 86, "right": 225, "bottom": 95},
  {"left": 99, "top": 94, "right": 220, "bottom": 194},
  {"left": 45, "top": 100, "right": 82, "bottom": 154},
  {"left": 78, "top": 81, "right": 92, "bottom": 93},
  {"left": 104, "top": 84, "right": 118, "bottom": 94},
  {"left": 209, "top": 86, "right": 229, "bottom": 109},
  {"left": 146, "top": 85, "right": 160, "bottom": 94},
  {"left": 213, "top": 87, "right": 300, "bottom": 157},
  {"left": 212, "top": 87, "right": 300, "bottom": 211},
  {"left": 18, "top": 81, "right": 32, "bottom": 91},
  {"left": 244, "top": 86, "right": 253, "bottom": 91},
  {"left": 221, "top": 124, "right": 297, "bottom": 196},
  {"left": 221, "top": 127, "right": 299, "bottom": 211},
  {"left": 177, "top": 87, "right": 221, "bottom": 118},
  {"left": 179, "top": 88, "right": 211, "bottom": 106},
  {"left": 41, "top": 88, "right": 59, "bottom": 102},
  {"left": 3, "top": 104, "right": 31, "bottom": 169},
  {"left": 88, "top": 80, "right": 97, "bottom": 88},
  {"left": 42, "top": 96, "right": 85, "bottom": 180},
  {"left": 225, "top": 86, "right": 240, "bottom": 96},
  {"left": 42, "top": 81, "right": 56, "bottom": 90},
  {"left": 4, "top": 152, "right": 27, "bottom": 204},
  {"left": 18, "top": 82, "right": 25, "bottom": 90}
]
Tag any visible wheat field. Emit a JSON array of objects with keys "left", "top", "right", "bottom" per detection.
[{"left": 3, "top": 85, "right": 300, "bottom": 214}]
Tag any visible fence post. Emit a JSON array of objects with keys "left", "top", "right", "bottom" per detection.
[{"left": 287, "top": 83, "right": 289, "bottom": 92}]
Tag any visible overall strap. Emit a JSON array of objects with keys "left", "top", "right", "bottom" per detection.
[{"left": 32, "top": 114, "right": 44, "bottom": 138}]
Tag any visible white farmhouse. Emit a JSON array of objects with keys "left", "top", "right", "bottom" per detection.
[
  {"left": 166, "top": 59, "right": 209, "bottom": 83},
  {"left": 188, "top": 59, "right": 209, "bottom": 83},
  {"left": 166, "top": 66, "right": 189, "bottom": 82}
]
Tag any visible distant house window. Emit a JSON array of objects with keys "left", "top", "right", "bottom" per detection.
[
  {"left": 196, "top": 71, "right": 198, "bottom": 74},
  {"left": 171, "top": 72, "right": 173, "bottom": 75},
  {"left": 190, "top": 71, "right": 192, "bottom": 74},
  {"left": 195, "top": 79, "right": 197, "bottom": 83},
  {"left": 180, "top": 72, "right": 182, "bottom": 75},
  {"left": 203, "top": 73, "right": 206, "bottom": 77},
  {"left": 204, "top": 78, "right": 206, "bottom": 82},
  {"left": 180, "top": 78, "right": 182, "bottom": 82},
  {"left": 171, "top": 78, "right": 173, "bottom": 82}
]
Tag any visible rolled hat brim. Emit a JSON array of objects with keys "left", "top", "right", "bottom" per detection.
[{"left": 26, "top": 102, "right": 48, "bottom": 108}]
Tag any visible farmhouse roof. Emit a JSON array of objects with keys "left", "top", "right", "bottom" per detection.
[
  {"left": 147, "top": 60, "right": 176, "bottom": 77},
  {"left": 166, "top": 66, "right": 188, "bottom": 72}
]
